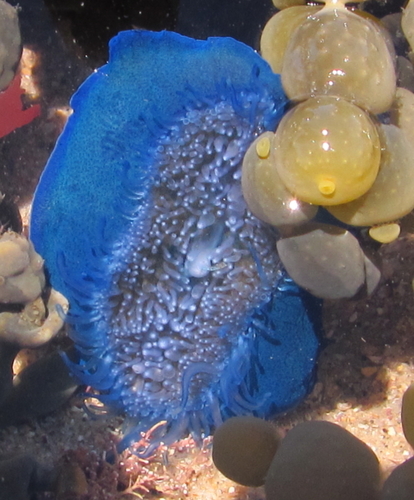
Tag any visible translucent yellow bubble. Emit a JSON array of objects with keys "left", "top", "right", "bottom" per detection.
[
  {"left": 273, "top": 96, "right": 381, "bottom": 206},
  {"left": 242, "top": 132, "right": 318, "bottom": 228},
  {"left": 328, "top": 123, "right": 414, "bottom": 225},
  {"left": 369, "top": 223, "right": 401, "bottom": 244},
  {"left": 281, "top": 6, "right": 396, "bottom": 114},
  {"left": 260, "top": 6, "right": 321, "bottom": 74}
]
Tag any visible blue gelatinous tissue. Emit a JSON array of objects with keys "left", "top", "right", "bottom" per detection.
[{"left": 30, "top": 30, "right": 320, "bottom": 454}]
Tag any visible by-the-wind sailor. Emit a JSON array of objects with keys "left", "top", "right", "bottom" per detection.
[{"left": 30, "top": 30, "right": 320, "bottom": 454}]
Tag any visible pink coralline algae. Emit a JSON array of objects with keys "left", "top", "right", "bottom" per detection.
[{"left": 0, "top": 72, "right": 40, "bottom": 138}]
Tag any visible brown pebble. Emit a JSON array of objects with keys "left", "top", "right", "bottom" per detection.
[
  {"left": 361, "top": 366, "right": 379, "bottom": 377},
  {"left": 212, "top": 416, "right": 280, "bottom": 487},
  {"left": 55, "top": 462, "right": 88, "bottom": 499},
  {"left": 265, "top": 421, "right": 380, "bottom": 500},
  {"left": 381, "top": 456, "right": 414, "bottom": 500}
]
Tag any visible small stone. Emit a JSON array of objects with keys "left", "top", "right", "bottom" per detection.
[
  {"left": 0, "top": 351, "right": 79, "bottom": 427},
  {"left": 381, "top": 456, "right": 414, "bottom": 500},
  {"left": 265, "top": 421, "right": 380, "bottom": 500},
  {"left": 0, "top": 454, "right": 54, "bottom": 500},
  {"left": 388, "top": 427, "right": 397, "bottom": 437},
  {"left": 55, "top": 462, "right": 88, "bottom": 499},
  {"left": 361, "top": 367, "right": 379, "bottom": 377},
  {"left": 213, "top": 416, "right": 281, "bottom": 487}
]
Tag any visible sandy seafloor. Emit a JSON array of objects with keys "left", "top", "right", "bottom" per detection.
[{"left": 1, "top": 1, "right": 414, "bottom": 498}]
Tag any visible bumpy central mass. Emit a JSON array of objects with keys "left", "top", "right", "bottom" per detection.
[{"left": 106, "top": 100, "right": 280, "bottom": 419}]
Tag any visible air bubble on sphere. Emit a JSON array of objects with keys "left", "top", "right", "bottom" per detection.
[
  {"left": 402, "top": 383, "right": 414, "bottom": 449},
  {"left": 212, "top": 416, "right": 281, "bottom": 487},
  {"left": 318, "top": 179, "right": 336, "bottom": 196},
  {"left": 256, "top": 135, "right": 271, "bottom": 159},
  {"left": 273, "top": 97, "right": 381, "bottom": 206},
  {"left": 242, "top": 132, "right": 318, "bottom": 228},
  {"left": 369, "top": 223, "right": 401, "bottom": 244},
  {"left": 261, "top": 6, "right": 321, "bottom": 74},
  {"left": 281, "top": 6, "right": 396, "bottom": 114},
  {"left": 276, "top": 223, "right": 366, "bottom": 299},
  {"left": 328, "top": 123, "right": 414, "bottom": 226}
]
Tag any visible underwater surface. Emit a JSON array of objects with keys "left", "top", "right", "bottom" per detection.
[
  {"left": 30, "top": 28, "right": 320, "bottom": 455},
  {"left": 0, "top": 0, "right": 413, "bottom": 499}
]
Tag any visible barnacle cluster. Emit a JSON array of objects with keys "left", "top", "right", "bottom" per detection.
[
  {"left": 0, "top": 231, "right": 73, "bottom": 422},
  {"left": 0, "top": 231, "right": 68, "bottom": 348},
  {"left": 242, "top": 0, "right": 414, "bottom": 298}
]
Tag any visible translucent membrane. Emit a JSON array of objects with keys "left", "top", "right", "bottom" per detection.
[
  {"left": 328, "top": 123, "right": 414, "bottom": 225},
  {"left": 261, "top": 6, "right": 321, "bottom": 74},
  {"left": 281, "top": 6, "right": 396, "bottom": 114},
  {"left": 273, "top": 96, "right": 381, "bottom": 206},
  {"left": 391, "top": 87, "right": 414, "bottom": 144},
  {"left": 402, "top": 0, "right": 414, "bottom": 53},
  {"left": 276, "top": 224, "right": 366, "bottom": 299},
  {"left": 241, "top": 132, "right": 318, "bottom": 228}
]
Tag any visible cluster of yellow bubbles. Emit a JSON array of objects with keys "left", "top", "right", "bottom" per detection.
[
  {"left": 242, "top": 0, "right": 414, "bottom": 299},
  {"left": 212, "top": 383, "right": 414, "bottom": 499}
]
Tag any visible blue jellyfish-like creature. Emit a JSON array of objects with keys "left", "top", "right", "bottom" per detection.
[{"left": 31, "top": 30, "right": 320, "bottom": 454}]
